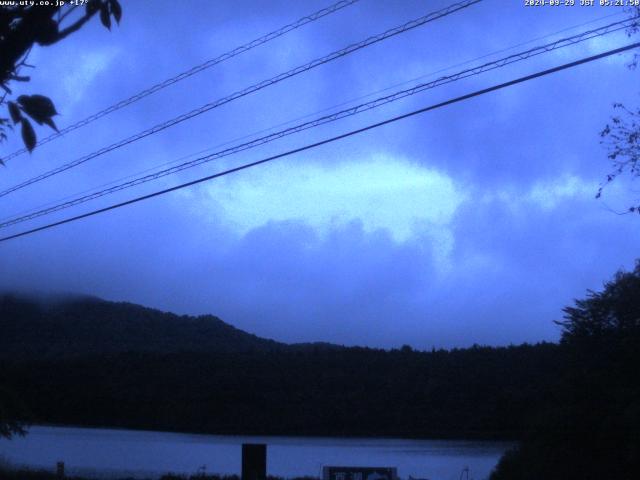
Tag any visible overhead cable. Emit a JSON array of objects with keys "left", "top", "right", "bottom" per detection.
[
  {"left": 1, "top": 41, "right": 637, "bottom": 243},
  {"left": 0, "top": 0, "right": 362, "bottom": 163},
  {"left": 0, "top": 18, "right": 633, "bottom": 229},
  {"left": 0, "top": 0, "right": 482, "bottom": 198}
]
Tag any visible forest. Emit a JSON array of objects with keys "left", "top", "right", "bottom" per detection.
[
  {"left": 1, "top": 260, "right": 639, "bottom": 479},
  {"left": 0, "top": 292, "right": 560, "bottom": 439}
]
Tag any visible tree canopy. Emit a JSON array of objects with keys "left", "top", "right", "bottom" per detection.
[
  {"left": 491, "top": 261, "right": 640, "bottom": 480},
  {"left": 557, "top": 260, "right": 640, "bottom": 340}
]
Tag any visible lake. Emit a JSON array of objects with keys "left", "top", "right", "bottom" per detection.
[{"left": 0, "top": 426, "right": 513, "bottom": 480}]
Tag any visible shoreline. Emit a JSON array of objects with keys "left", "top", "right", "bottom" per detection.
[{"left": 20, "top": 422, "right": 520, "bottom": 443}]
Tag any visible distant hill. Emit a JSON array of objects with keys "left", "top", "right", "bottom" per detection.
[
  {"left": 0, "top": 293, "right": 284, "bottom": 359},
  {"left": 0, "top": 292, "right": 563, "bottom": 439}
]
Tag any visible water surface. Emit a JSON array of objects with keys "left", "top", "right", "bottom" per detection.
[{"left": 0, "top": 426, "right": 512, "bottom": 480}]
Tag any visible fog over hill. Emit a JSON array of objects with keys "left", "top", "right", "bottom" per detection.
[{"left": 0, "top": 293, "right": 285, "bottom": 359}]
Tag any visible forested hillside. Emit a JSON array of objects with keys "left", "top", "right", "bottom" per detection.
[
  {"left": 0, "top": 294, "right": 282, "bottom": 360},
  {"left": 0, "top": 293, "right": 561, "bottom": 439}
]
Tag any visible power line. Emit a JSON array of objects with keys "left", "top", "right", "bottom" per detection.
[
  {"left": 19, "top": 1, "right": 619, "bottom": 216},
  {"left": 0, "top": 0, "right": 361, "bottom": 163},
  {"left": 1, "top": 41, "right": 637, "bottom": 244},
  {"left": 0, "top": 18, "right": 633, "bottom": 229},
  {"left": 2, "top": 10, "right": 626, "bottom": 225},
  {"left": 0, "top": 0, "right": 482, "bottom": 198}
]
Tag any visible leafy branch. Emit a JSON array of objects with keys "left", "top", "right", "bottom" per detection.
[
  {"left": 598, "top": 103, "right": 640, "bottom": 213},
  {"left": 597, "top": 7, "right": 640, "bottom": 213},
  {"left": 0, "top": 0, "right": 122, "bottom": 164}
]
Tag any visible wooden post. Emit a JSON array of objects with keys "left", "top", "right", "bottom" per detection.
[{"left": 241, "top": 443, "right": 266, "bottom": 480}]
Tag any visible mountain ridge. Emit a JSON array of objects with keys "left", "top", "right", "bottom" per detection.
[
  {"left": 0, "top": 291, "right": 564, "bottom": 440},
  {"left": 0, "top": 292, "right": 287, "bottom": 359}
]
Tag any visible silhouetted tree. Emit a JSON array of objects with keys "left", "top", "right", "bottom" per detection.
[
  {"left": 556, "top": 260, "right": 640, "bottom": 341},
  {"left": 491, "top": 261, "right": 640, "bottom": 480},
  {"left": 0, "top": 0, "right": 122, "bottom": 161}
]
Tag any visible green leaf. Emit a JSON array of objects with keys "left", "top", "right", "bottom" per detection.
[
  {"left": 21, "top": 119, "right": 36, "bottom": 152},
  {"left": 7, "top": 102, "right": 21, "bottom": 124},
  {"left": 17, "top": 95, "right": 57, "bottom": 124},
  {"left": 100, "top": 3, "right": 111, "bottom": 30},
  {"left": 110, "top": 0, "right": 122, "bottom": 24}
]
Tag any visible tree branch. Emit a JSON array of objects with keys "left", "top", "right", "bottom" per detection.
[
  {"left": 57, "top": 5, "right": 79, "bottom": 24},
  {"left": 54, "top": 9, "right": 97, "bottom": 42}
]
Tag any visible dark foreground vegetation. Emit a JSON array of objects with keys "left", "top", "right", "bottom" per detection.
[
  {"left": 0, "top": 467, "right": 309, "bottom": 480},
  {"left": 0, "top": 261, "right": 639, "bottom": 479},
  {"left": 0, "top": 467, "right": 99, "bottom": 480},
  {"left": 1, "top": 343, "right": 561, "bottom": 439},
  {"left": 490, "top": 262, "right": 640, "bottom": 480}
]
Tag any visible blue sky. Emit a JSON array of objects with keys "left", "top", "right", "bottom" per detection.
[{"left": 1, "top": 0, "right": 639, "bottom": 348}]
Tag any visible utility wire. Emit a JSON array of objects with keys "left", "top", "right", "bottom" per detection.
[
  {"left": 0, "top": 18, "right": 633, "bottom": 229},
  {"left": 2, "top": 10, "right": 626, "bottom": 224},
  {"left": 0, "top": 0, "right": 481, "bottom": 198},
  {"left": 8, "top": 4, "right": 620, "bottom": 219},
  {"left": 1, "top": 41, "right": 637, "bottom": 244},
  {"left": 0, "top": 0, "right": 361, "bottom": 163}
]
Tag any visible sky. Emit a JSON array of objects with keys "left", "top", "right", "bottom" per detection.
[{"left": 1, "top": 0, "right": 639, "bottom": 349}]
